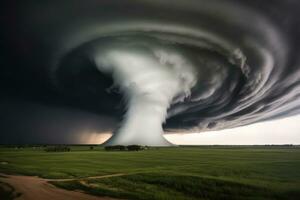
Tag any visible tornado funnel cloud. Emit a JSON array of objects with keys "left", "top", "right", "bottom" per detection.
[{"left": 94, "top": 43, "right": 197, "bottom": 146}]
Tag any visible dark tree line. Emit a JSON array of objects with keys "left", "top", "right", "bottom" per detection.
[
  {"left": 105, "top": 145, "right": 147, "bottom": 151},
  {"left": 44, "top": 146, "right": 70, "bottom": 152}
]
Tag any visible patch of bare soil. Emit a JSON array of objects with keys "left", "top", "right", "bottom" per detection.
[{"left": 0, "top": 174, "right": 119, "bottom": 200}]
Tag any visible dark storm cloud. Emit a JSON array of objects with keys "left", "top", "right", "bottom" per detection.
[
  {"left": 0, "top": 100, "right": 117, "bottom": 144},
  {"left": 1, "top": 0, "right": 300, "bottom": 143}
]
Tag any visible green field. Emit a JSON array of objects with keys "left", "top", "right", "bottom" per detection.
[{"left": 0, "top": 146, "right": 300, "bottom": 200}]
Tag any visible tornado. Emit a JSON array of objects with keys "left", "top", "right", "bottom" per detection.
[
  {"left": 93, "top": 40, "right": 196, "bottom": 145},
  {"left": 1, "top": 0, "right": 300, "bottom": 145}
]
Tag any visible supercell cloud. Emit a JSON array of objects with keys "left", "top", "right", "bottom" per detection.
[{"left": 0, "top": 0, "right": 300, "bottom": 145}]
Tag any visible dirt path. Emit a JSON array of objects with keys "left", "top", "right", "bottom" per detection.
[
  {"left": 44, "top": 173, "right": 125, "bottom": 182},
  {"left": 0, "top": 174, "right": 121, "bottom": 200}
]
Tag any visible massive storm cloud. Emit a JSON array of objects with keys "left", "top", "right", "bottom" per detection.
[{"left": 1, "top": 0, "right": 300, "bottom": 145}]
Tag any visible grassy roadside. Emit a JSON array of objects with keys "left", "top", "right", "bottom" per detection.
[{"left": 53, "top": 173, "right": 292, "bottom": 200}]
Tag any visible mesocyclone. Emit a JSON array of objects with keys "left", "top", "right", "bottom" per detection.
[{"left": 1, "top": 0, "right": 300, "bottom": 145}]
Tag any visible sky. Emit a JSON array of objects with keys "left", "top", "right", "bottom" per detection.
[
  {"left": 1, "top": 1, "right": 300, "bottom": 145},
  {"left": 165, "top": 115, "right": 300, "bottom": 145},
  {"left": 85, "top": 115, "right": 300, "bottom": 145}
]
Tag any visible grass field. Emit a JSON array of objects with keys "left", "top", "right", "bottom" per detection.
[{"left": 0, "top": 146, "right": 299, "bottom": 199}]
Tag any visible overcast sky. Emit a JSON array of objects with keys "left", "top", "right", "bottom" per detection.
[{"left": 165, "top": 115, "right": 300, "bottom": 145}]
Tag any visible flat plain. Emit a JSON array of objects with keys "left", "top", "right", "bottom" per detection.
[{"left": 0, "top": 145, "right": 299, "bottom": 200}]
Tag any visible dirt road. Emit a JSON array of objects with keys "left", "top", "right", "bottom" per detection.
[{"left": 0, "top": 174, "right": 120, "bottom": 200}]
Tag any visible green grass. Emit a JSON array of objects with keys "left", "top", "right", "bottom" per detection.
[{"left": 0, "top": 146, "right": 300, "bottom": 199}]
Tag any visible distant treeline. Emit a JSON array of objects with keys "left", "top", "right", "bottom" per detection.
[
  {"left": 44, "top": 146, "right": 71, "bottom": 152},
  {"left": 0, "top": 144, "right": 149, "bottom": 152},
  {"left": 179, "top": 144, "right": 299, "bottom": 148},
  {"left": 105, "top": 145, "right": 148, "bottom": 151}
]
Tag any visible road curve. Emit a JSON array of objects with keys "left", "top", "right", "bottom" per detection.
[{"left": 0, "top": 174, "right": 119, "bottom": 200}]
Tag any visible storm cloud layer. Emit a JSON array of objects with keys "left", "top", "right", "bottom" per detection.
[{"left": 1, "top": 0, "right": 300, "bottom": 144}]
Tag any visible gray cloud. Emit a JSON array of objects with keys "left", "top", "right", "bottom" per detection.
[{"left": 1, "top": 0, "right": 300, "bottom": 144}]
